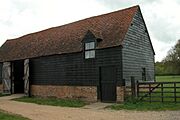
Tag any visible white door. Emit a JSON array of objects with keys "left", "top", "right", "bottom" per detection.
[
  {"left": 2, "top": 62, "right": 11, "bottom": 94},
  {"left": 24, "top": 59, "right": 29, "bottom": 96}
]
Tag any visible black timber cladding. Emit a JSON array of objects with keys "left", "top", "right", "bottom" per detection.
[
  {"left": 122, "top": 9, "right": 155, "bottom": 85},
  {"left": 0, "top": 63, "right": 2, "bottom": 84},
  {"left": 29, "top": 47, "right": 123, "bottom": 86}
]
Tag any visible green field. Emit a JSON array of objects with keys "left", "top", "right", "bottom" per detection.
[{"left": 156, "top": 75, "right": 180, "bottom": 82}]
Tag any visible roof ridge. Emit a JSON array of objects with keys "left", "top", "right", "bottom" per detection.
[{"left": 7, "top": 5, "right": 139, "bottom": 41}]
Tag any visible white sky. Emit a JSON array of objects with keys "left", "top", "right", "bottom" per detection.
[{"left": 0, "top": 0, "right": 180, "bottom": 62}]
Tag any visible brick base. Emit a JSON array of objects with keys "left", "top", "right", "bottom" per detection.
[
  {"left": 31, "top": 85, "right": 97, "bottom": 102},
  {"left": 0, "top": 84, "right": 2, "bottom": 93},
  {"left": 116, "top": 86, "right": 125, "bottom": 102}
]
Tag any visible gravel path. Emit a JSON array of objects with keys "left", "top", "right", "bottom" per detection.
[{"left": 0, "top": 95, "right": 180, "bottom": 120}]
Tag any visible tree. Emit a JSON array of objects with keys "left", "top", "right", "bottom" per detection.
[
  {"left": 155, "top": 40, "right": 180, "bottom": 75},
  {"left": 163, "top": 39, "right": 180, "bottom": 62},
  {"left": 155, "top": 62, "right": 164, "bottom": 75}
]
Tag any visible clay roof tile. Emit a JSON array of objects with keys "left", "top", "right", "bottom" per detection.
[{"left": 0, "top": 5, "right": 139, "bottom": 62}]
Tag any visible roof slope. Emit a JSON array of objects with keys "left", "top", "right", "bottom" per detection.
[{"left": 0, "top": 5, "right": 139, "bottom": 62}]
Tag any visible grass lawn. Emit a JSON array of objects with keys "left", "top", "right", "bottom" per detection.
[
  {"left": 110, "top": 102, "right": 180, "bottom": 111},
  {"left": 13, "top": 96, "right": 87, "bottom": 108},
  {"left": 0, "top": 110, "right": 29, "bottom": 120},
  {"left": 0, "top": 93, "right": 9, "bottom": 97}
]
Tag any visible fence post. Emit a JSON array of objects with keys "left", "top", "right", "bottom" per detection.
[
  {"left": 137, "top": 80, "right": 139, "bottom": 98},
  {"left": 131, "top": 76, "right": 136, "bottom": 98},
  {"left": 161, "top": 83, "right": 164, "bottom": 103},
  {"left": 174, "top": 83, "right": 177, "bottom": 103}
]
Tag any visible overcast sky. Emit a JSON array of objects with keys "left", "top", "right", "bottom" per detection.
[{"left": 0, "top": 0, "right": 180, "bottom": 62}]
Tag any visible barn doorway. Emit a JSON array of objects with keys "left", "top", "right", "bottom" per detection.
[
  {"left": 100, "top": 66, "right": 116, "bottom": 102},
  {"left": 13, "top": 60, "right": 24, "bottom": 93}
]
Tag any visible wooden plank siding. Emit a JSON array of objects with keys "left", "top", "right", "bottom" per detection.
[
  {"left": 0, "top": 63, "right": 2, "bottom": 84},
  {"left": 29, "top": 47, "right": 123, "bottom": 87},
  {"left": 122, "top": 9, "right": 155, "bottom": 86}
]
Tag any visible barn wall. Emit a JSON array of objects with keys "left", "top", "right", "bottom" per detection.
[
  {"left": 29, "top": 47, "right": 123, "bottom": 100},
  {"left": 122, "top": 9, "right": 155, "bottom": 85},
  {"left": 30, "top": 47, "right": 122, "bottom": 86},
  {"left": 0, "top": 63, "right": 2, "bottom": 84},
  {"left": 0, "top": 63, "right": 2, "bottom": 93}
]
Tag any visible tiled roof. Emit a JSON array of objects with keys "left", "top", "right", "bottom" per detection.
[{"left": 0, "top": 5, "right": 139, "bottom": 62}]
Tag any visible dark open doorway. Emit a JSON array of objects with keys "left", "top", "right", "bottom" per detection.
[{"left": 13, "top": 60, "right": 24, "bottom": 93}]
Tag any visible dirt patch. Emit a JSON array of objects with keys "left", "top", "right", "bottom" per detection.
[{"left": 83, "top": 102, "right": 112, "bottom": 110}]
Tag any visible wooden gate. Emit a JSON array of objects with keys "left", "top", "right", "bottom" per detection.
[
  {"left": 24, "top": 59, "right": 30, "bottom": 96},
  {"left": 2, "top": 62, "right": 11, "bottom": 94},
  {"left": 137, "top": 81, "right": 180, "bottom": 103}
]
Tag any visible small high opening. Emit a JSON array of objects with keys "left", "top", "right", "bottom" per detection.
[{"left": 13, "top": 60, "right": 24, "bottom": 93}]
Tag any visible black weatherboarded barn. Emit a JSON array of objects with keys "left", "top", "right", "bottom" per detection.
[{"left": 0, "top": 5, "right": 155, "bottom": 102}]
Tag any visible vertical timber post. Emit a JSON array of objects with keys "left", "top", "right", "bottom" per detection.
[
  {"left": 131, "top": 76, "right": 136, "bottom": 99},
  {"left": 137, "top": 80, "right": 139, "bottom": 98},
  {"left": 149, "top": 83, "right": 151, "bottom": 103},
  {"left": 161, "top": 83, "right": 163, "bottom": 103},
  {"left": 174, "top": 83, "right": 176, "bottom": 103}
]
